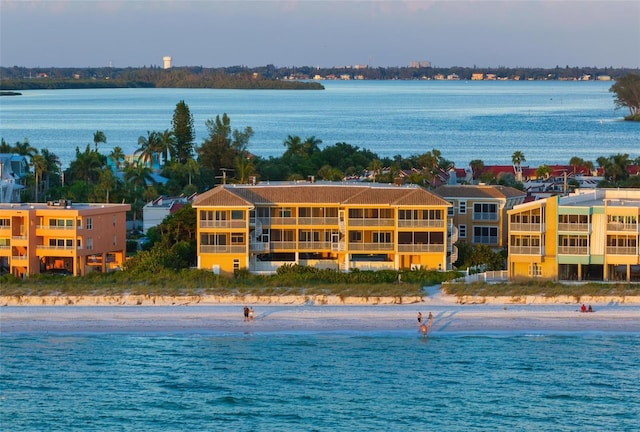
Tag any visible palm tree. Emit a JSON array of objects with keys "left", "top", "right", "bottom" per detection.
[
  {"left": 512, "top": 150, "right": 526, "bottom": 182},
  {"left": 302, "top": 136, "right": 322, "bottom": 157},
  {"left": 31, "top": 154, "right": 47, "bottom": 202},
  {"left": 185, "top": 158, "right": 200, "bottom": 186},
  {"left": 234, "top": 155, "right": 256, "bottom": 184},
  {"left": 0, "top": 138, "right": 12, "bottom": 153},
  {"left": 283, "top": 135, "right": 304, "bottom": 160},
  {"left": 13, "top": 139, "right": 38, "bottom": 160},
  {"left": 158, "top": 129, "right": 177, "bottom": 165},
  {"left": 569, "top": 156, "right": 585, "bottom": 174},
  {"left": 367, "top": 159, "right": 383, "bottom": 182},
  {"left": 535, "top": 164, "right": 552, "bottom": 180},
  {"left": 93, "top": 130, "right": 107, "bottom": 152},
  {"left": 69, "top": 144, "right": 103, "bottom": 184},
  {"left": 469, "top": 159, "right": 484, "bottom": 181},
  {"left": 124, "top": 160, "right": 155, "bottom": 193},
  {"left": 109, "top": 146, "right": 125, "bottom": 171},
  {"left": 136, "top": 131, "right": 160, "bottom": 168},
  {"left": 40, "top": 148, "right": 60, "bottom": 194}
]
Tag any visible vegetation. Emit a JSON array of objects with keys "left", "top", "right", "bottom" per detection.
[
  {"left": 0, "top": 267, "right": 461, "bottom": 298},
  {"left": 443, "top": 280, "right": 640, "bottom": 299},
  {"left": 610, "top": 73, "right": 640, "bottom": 121}
]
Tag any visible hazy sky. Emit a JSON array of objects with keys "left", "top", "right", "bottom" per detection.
[{"left": 1, "top": 0, "right": 639, "bottom": 69}]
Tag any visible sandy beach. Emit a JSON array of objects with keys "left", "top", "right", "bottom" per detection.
[{"left": 2, "top": 288, "right": 639, "bottom": 335}]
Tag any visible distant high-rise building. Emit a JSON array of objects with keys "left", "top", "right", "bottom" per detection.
[
  {"left": 409, "top": 61, "right": 431, "bottom": 68},
  {"left": 163, "top": 56, "right": 172, "bottom": 69}
]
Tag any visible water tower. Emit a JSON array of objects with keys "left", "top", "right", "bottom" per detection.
[{"left": 163, "top": 56, "right": 172, "bottom": 69}]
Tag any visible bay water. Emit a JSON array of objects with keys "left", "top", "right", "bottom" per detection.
[
  {"left": 1, "top": 325, "right": 638, "bottom": 431},
  {"left": 1, "top": 81, "right": 638, "bottom": 169}
]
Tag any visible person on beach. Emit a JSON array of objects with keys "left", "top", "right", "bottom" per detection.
[
  {"left": 581, "top": 304, "right": 587, "bottom": 313},
  {"left": 417, "top": 312, "right": 422, "bottom": 324},
  {"left": 427, "top": 312, "right": 433, "bottom": 329},
  {"left": 249, "top": 307, "right": 254, "bottom": 321},
  {"left": 243, "top": 306, "right": 249, "bottom": 321},
  {"left": 588, "top": 305, "right": 593, "bottom": 313}
]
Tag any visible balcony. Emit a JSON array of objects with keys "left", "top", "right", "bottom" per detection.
[
  {"left": 348, "top": 218, "right": 395, "bottom": 227},
  {"left": 606, "top": 246, "right": 638, "bottom": 255},
  {"left": 268, "top": 241, "right": 297, "bottom": 250},
  {"left": 510, "top": 246, "right": 543, "bottom": 255},
  {"left": 347, "top": 242, "right": 394, "bottom": 251},
  {"left": 199, "top": 220, "right": 246, "bottom": 229},
  {"left": 558, "top": 223, "right": 590, "bottom": 233},
  {"left": 397, "top": 244, "right": 445, "bottom": 253},
  {"left": 607, "top": 223, "right": 638, "bottom": 233},
  {"left": 397, "top": 219, "right": 445, "bottom": 228},
  {"left": 298, "top": 241, "right": 332, "bottom": 251},
  {"left": 261, "top": 217, "right": 296, "bottom": 226},
  {"left": 510, "top": 223, "right": 543, "bottom": 232},
  {"left": 473, "top": 213, "right": 499, "bottom": 221},
  {"left": 297, "top": 217, "right": 339, "bottom": 226},
  {"left": 200, "top": 245, "right": 247, "bottom": 254},
  {"left": 558, "top": 246, "right": 589, "bottom": 255}
]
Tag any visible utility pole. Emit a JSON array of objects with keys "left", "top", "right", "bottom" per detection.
[{"left": 216, "top": 168, "right": 233, "bottom": 185}]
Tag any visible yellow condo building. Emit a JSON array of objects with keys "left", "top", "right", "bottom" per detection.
[
  {"left": 0, "top": 200, "right": 130, "bottom": 278},
  {"left": 193, "top": 182, "right": 453, "bottom": 276},
  {"left": 508, "top": 189, "right": 640, "bottom": 282}
]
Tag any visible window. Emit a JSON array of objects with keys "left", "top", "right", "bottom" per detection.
[
  {"left": 86, "top": 218, "right": 93, "bottom": 230},
  {"left": 233, "top": 259, "right": 240, "bottom": 271},
  {"left": 113, "top": 235, "right": 117, "bottom": 246},
  {"left": 231, "top": 210, "right": 244, "bottom": 220},
  {"left": 372, "top": 232, "right": 392, "bottom": 243},
  {"left": 473, "top": 226, "right": 498, "bottom": 244},
  {"left": 473, "top": 203, "right": 498, "bottom": 220},
  {"left": 447, "top": 202, "right": 454, "bottom": 217},
  {"left": 231, "top": 233, "right": 245, "bottom": 244},
  {"left": 458, "top": 201, "right": 466, "bottom": 214},
  {"left": 278, "top": 208, "right": 292, "bottom": 218},
  {"left": 87, "top": 238, "right": 93, "bottom": 250},
  {"left": 113, "top": 216, "right": 116, "bottom": 226},
  {"left": 0, "top": 218, "right": 9, "bottom": 228},
  {"left": 459, "top": 224, "right": 466, "bottom": 238},
  {"left": 348, "top": 231, "right": 362, "bottom": 242}
]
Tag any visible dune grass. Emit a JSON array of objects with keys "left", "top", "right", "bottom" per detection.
[{"left": 443, "top": 280, "right": 640, "bottom": 299}]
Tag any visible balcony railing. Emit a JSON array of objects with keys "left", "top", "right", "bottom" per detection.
[
  {"left": 11, "top": 255, "right": 27, "bottom": 261},
  {"left": 606, "top": 223, "right": 638, "bottom": 232},
  {"left": 297, "top": 217, "right": 339, "bottom": 226},
  {"left": 11, "top": 235, "right": 27, "bottom": 241},
  {"left": 36, "top": 225, "right": 75, "bottom": 230},
  {"left": 473, "top": 213, "right": 499, "bottom": 221},
  {"left": 510, "top": 246, "right": 543, "bottom": 255},
  {"left": 268, "top": 241, "right": 297, "bottom": 250},
  {"left": 397, "top": 219, "right": 445, "bottom": 228},
  {"left": 397, "top": 244, "right": 445, "bottom": 253},
  {"left": 263, "top": 217, "right": 297, "bottom": 226},
  {"left": 298, "top": 241, "right": 332, "bottom": 250},
  {"left": 558, "top": 223, "right": 590, "bottom": 232},
  {"left": 606, "top": 246, "right": 638, "bottom": 255},
  {"left": 558, "top": 246, "right": 589, "bottom": 255},
  {"left": 348, "top": 218, "right": 395, "bottom": 227},
  {"left": 38, "top": 245, "right": 76, "bottom": 250},
  {"left": 199, "top": 220, "right": 246, "bottom": 229},
  {"left": 347, "top": 242, "right": 394, "bottom": 251},
  {"left": 200, "top": 245, "right": 247, "bottom": 254},
  {"left": 509, "top": 223, "right": 543, "bottom": 232}
]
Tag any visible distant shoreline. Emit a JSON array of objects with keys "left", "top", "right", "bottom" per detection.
[{"left": 0, "top": 91, "right": 21, "bottom": 96}]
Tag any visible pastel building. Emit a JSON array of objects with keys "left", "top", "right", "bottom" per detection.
[
  {"left": 193, "top": 183, "right": 453, "bottom": 276},
  {"left": 435, "top": 185, "right": 527, "bottom": 249},
  {"left": 0, "top": 200, "right": 130, "bottom": 277},
  {"left": 508, "top": 189, "right": 640, "bottom": 282}
]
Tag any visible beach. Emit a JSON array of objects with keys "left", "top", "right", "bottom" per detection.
[{"left": 2, "top": 290, "right": 639, "bottom": 335}]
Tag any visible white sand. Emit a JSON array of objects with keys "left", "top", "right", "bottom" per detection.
[{"left": 2, "top": 301, "right": 639, "bottom": 334}]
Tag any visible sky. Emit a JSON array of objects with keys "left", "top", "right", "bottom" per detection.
[{"left": 1, "top": 0, "right": 639, "bottom": 69}]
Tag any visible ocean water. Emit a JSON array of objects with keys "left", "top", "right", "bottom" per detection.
[
  {"left": 0, "top": 80, "right": 638, "bottom": 169},
  {"left": 1, "top": 327, "right": 639, "bottom": 431}
]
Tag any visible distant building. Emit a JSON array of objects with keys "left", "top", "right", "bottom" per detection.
[
  {"left": 163, "top": 56, "right": 172, "bottom": 69},
  {"left": 143, "top": 194, "right": 195, "bottom": 233},
  {"left": 409, "top": 61, "right": 431, "bottom": 68},
  {"left": 0, "top": 154, "right": 28, "bottom": 203}
]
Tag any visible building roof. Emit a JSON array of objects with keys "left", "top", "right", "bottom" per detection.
[
  {"left": 193, "top": 182, "right": 451, "bottom": 208},
  {"left": 434, "top": 185, "right": 526, "bottom": 200}
]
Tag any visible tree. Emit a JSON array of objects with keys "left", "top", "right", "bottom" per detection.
[
  {"left": 197, "top": 113, "right": 253, "bottom": 186},
  {"left": 136, "top": 131, "right": 160, "bottom": 167},
  {"left": 13, "top": 138, "right": 37, "bottom": 160},
  {"left": 610, "top": 73, "right": 640, "bottom": 120},
  {"left": 469, "top": 159, "right": 484, "bottom": 181},
  {"left": 109, "top": 146, "right": 125, "bottom": 171},
  {"left": 31, "top": 154, "right": 47, "bottom": 202},
  {"left": 511, "top": 150, "right": 526, "bottom": 168},
  {"left": 68, "top": 144, "right": 104, "bottom": 184},
  {"left": 158, "top": 129, "right": 177, "bottom": 165},
  {"left": 535, "top": 164, "right": 552, "bottom": 179},
  {"left": 172, "top": 100, "right": 195, "bottom": 163},
  {"left": 93, "top": 130, "right": 106, "bottom": 152}
]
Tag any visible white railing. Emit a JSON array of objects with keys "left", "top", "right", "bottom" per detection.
[
  {"left": 298, "top": 241, "right": 332, "bottom": 250},
  {"left": 558, "top": 246, "right": 589, "bottom": 255},
  {"left": 606, "top": 246, "right": 638, "bottom": 255},
  {"left": 349, "top": 261, "right": 395, "bottom": 271},
  {"left": 397, "top": 244, "right": 445, "bottom": 253},
  {"left": 510, "top": 223, "right": 543, "bottom": 232},
  {"left": 348, "top": 218, "right": 395, "bottom": 227},
  {"left": 472, "top": 213, "right": 499, "bottom": 221},
  {"left": 297, "top": 217, "right": 339, "bottom": 226},
  {"left": 38, "top": 245, "right": 76, "bottom": 250},
  {"left": 450, "top": 270, "right": 509, "bottom": 283},
  {"left": 347, "top": 242, "right": 394, "bottom": 251},
  {"left": 36, "top": 225, "right": 75, "bottom": 230},
  {"left": 606, "top": 223, "right": 638, "bottom": 232},
  {"left": 558, "top": 223, "right": 590, "bottom": 232},
  {"left": 199, "top": 220, "right": 246, "bottom": 229},
  {"left": 200, "top": 245, "right": 247, "bottom": 254},
  {"left": 510, "top": 246, "right": 543, "bottom": 255}
]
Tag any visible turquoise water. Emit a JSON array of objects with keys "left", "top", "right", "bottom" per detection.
[
  {"left": 1, "top": 329, "right": 638, "bottom": 431},
  {"left": 1, "top": 81, "right": 637, "bottom": 168}
]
